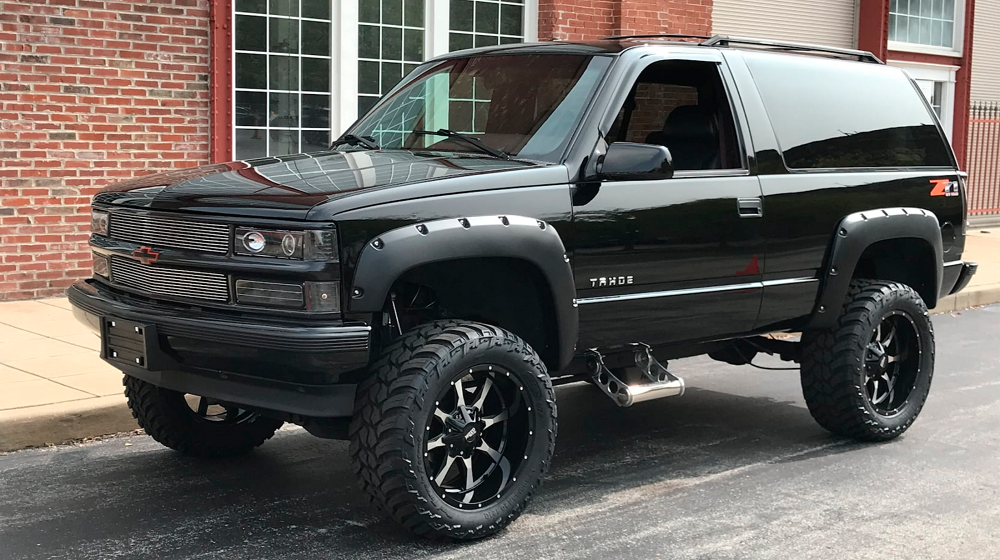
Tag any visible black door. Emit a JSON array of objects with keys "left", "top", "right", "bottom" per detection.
[{"left": 569, "top": 57, "right": 766, "bottom": 349}]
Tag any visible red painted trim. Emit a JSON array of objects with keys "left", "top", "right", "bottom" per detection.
[
  {"left": 886, "top": 50, "right": 961, "bottom": 66},
  {"left": 209, "top": 0, "right": 234, "bottom": 163},
  {"left": 952, "top": 0, "right": 975, "bottom": 170},
  {"left": 857, "top": 0, "right": 890, "bottom": 61}
]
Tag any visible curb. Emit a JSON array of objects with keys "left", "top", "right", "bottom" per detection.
[
  {"left": 0, "top": 395, "right": 137, "bottom": 453},
  {"left": 1, "top": 287, "right": 998, "bottom": 453},
  {"left": 930, "top": 284, "right": 1000, "bottom": 315}
]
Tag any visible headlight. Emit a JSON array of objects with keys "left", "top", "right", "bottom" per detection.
[
  {"left": 91, "top": 210, "right": 109, "bottom": 236},
  {"left": 234, "top": 227, "right": 338, "bottom": 261}
]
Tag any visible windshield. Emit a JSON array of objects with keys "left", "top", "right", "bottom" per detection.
[{"left": 345, "top": 54, "right": 611, "bottom": 163}]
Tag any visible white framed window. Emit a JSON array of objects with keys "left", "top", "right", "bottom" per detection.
[
  {"left": 232, "top": 0, "right": 538, "bottom": 159},
  {"left": 888, "top": 0, "right": 965, "bottom": 56},
  {"left": 890, "top": 60, "right": 958, "bottom": 141}
]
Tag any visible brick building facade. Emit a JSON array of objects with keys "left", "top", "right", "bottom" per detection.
[{"left": 0, "top": 0, "right": 988, "bottom": 300}]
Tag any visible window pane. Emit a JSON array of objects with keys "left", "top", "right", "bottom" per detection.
[
  {"left": 269, "top": 55, "right": 297, "bottom": 90},
  {"left": 269, "top": 92, "right": 298, "bottom": 124},
  {"left": 236, "top": 53, "right": 266, "bottom": 89},
  {"left": 404, "top": 29, "right": 423, "bottom": 62},
  {"left": 942, "top": 22, "right": 954, "bottom": 48},
  {"left": 236, "top": 0, "right": 265, "bottom": 13},
  {"left": 270, "top": 17, "right": 299, "bottom": 54},
  {"left": 269, "top": 0, "right": 297, "bottom": 17},
  {"left": 382, "top": 62, "right": 402, "bottom": 94},
  {"left": 450, "top": 32, "right": 474, "bottom": 51},
  {"left": 360, "top": 0, "right": 380, "bottom": 23},
  {"left": 475, "top": 34, "right": 499, "bottom": 48},
  {"left": 382, "top": 26, "right": 403, "bottom": 60},
  {"left": 269, "top": 129, "right": 299, "bottom": 155},
  {"left": 745, "top": 53, "right": 952, "bottom": 168},
  {"left": 475, "top": 1, "right": 499, "bottom": 34},
  {"left": 383, "top": 0, "right": 403, "bottom": 25},
  {"left": 449, "top": 100, "right": 474, "bottom": 132},
  {"left": 236, "top": 91, "right": 267, "bottom": 126},
  {"left": 359, "top": 25, "right": 380, "bottom": 59},
  {"left": 302, "top": 129, "right": 329, "bottom": 152},
  {"left": 359, "top": 96, "right": 379, "bottom": 117},
  {"left": 302, "top": 58, "right": 330, "bottom": 91},
  {"left": 451, "top": 0, "right": 474, "bottom": 32},
  {"left": 235, "top": 129, "right": 268, "bottom": 160},
  {"left": 404, "top": 0, "right": 423, "bottom": 27},
  {"left": 359, "top": 61, "right": 380, "bottom": 94},
  {"left": 236, "top": 15, "right": 266, "bottom": 51},
  {"left": 302, "top": 0, "right": 330, "bottom": 20},
  {"left": 302, "top": 21, "right": 330, "bottom": 56},
  {"left": 302, "top": 94, "right": 330, "bottom": 128},
  {"left": 500, "top": 4, "right": 523, "bottom": 36}
]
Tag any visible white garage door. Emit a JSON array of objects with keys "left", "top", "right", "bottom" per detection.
[{"left": 712, "top": 0, "right": 857, "bottom": 49}]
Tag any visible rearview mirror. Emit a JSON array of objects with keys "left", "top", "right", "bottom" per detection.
[{"left": 597, "top": 142, "right": 674, "bottom": 181}]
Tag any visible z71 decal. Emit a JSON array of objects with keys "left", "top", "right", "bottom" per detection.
[{"left": 930, "top": 178, "right": 960, "bottom": 197}]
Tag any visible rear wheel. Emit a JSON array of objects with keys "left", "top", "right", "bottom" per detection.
[
  {"left": 123, "top": 375, "right": 283, "bottom": 457},
  {"left": 349, "top": 320, "right": 556, "bottom": 540},
  {"left": 801, "top": 280, "right": 934, "bottom": 441}
]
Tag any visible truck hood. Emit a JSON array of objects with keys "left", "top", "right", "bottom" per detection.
[{"left": 94, "top": 150, "right": 562, "bottom": 220}]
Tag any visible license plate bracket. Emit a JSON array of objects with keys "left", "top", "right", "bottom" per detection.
[{"left": 102, "top": 317, "right": 150, "bottom": 368}]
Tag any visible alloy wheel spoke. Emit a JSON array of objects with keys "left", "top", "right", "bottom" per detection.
[
  {"left": 434, "top": 455, "right": 457, "bottom": 486},
  {"left": 433, "top": 407, "right": 450, "bottom": 423},
  {"left": 197, "top": 396, "right": 209, "bottom": 416},
  {"left": 471, "top": 377, "right": 495, "bottom": 410},
  {"left": 881, "top": 322, "right": 896, "bottom": 347},
  {"left": 454, "top": 377, "right": 468, "bottom": 408},
  {"left": 476, "top": 440, "right": 503, "bottom": 463},
  {"left": 426, "top": 434, "right": 445, "bottom": 451},
  {"left": 461, "top": 457, "right": 476, "bottom": 503},
  {"left": 482, "top": 409, "right": 509, "bottom": 429}
]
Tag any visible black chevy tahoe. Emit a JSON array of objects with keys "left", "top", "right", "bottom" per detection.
[{"left": 69, "top": 36, "right": 977, "bottom": 540}]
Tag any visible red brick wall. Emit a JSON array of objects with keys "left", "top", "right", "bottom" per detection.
[
  {"left": 539, "top": 0, "right": 713, "bottom": 41},
  {"left": 0, "top": 0, "right": 210, "bottom": 301}
]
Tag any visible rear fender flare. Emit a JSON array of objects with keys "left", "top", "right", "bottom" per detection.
[
  {"left": 349, "top": 215, "right": 579, "bottom": 369},
  {"left": 808, "top": 207, "right": 943, "bottom": 329}
]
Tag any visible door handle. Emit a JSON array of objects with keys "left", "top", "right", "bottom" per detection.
[{"left": 737, "top": 198, "right": 763, "bottom": 218}]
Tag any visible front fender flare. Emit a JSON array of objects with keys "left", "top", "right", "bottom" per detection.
[
  {"left": 808, "top": 207, "right": 943, "bottom": 329},
  {"left": 349, "top": 215, "right": 579, "bottom": 369}
]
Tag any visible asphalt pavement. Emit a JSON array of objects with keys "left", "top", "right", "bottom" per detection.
[{"left": 2, "top": 305, "right": 999, "bottom": 560}]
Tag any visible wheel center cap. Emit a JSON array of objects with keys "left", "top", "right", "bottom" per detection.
[{"left": 463, "top": 424, "right": 480, "bottom": 443}]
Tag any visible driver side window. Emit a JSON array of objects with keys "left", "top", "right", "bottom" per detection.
[{"left": 607, "top": 60, "right": 743, "bottom": 172}]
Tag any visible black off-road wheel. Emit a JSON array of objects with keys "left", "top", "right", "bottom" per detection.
[
  {"left": 123, "top": 375, "right": 283, "bottom": 458},
  {"left": 801, "top": 280, "right": 935, "bottom": 441},
  {"left": 349, "top": 320, "right": 557, "bottom": 541}
]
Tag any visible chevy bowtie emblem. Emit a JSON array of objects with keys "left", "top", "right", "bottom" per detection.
[{"left": 132, "top": 245, "right": 160, "bottom": 265}]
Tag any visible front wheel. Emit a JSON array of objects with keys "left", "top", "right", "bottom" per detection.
[
  {"left": 801, "top": 280, "right": 935, "bottom": 441},
  {"left": 124, "top": 375, "right": 283, "bottom": 457},
  {"left": 349, "top": 321, "right": 556, "bottom": 540}
]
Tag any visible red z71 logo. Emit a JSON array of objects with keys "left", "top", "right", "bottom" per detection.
[
  {"left": 929, "top": 179, "right": 960, "bottom": 197},
  {"left": 131, "top": 245, "right": 160, "bottom": 265}
]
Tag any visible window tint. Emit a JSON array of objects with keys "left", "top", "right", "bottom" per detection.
[
  {"left": 745, "top": 54, "right": 953, "bottom": 169},
  {"left": 606, "top": 60, "right": 743, "bottom": 171}
]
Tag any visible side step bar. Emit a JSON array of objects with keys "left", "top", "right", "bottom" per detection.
[{"left": 585, "top": 343, "right": 684, "bottom": 407}]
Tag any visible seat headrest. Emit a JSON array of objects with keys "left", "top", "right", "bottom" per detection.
[{"left": 661, "top": 105, "right": 718, "bottom": 143}]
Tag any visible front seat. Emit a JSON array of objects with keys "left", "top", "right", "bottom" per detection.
[{"left": 645, "top": 105, "right": 720, "bottom": 171}]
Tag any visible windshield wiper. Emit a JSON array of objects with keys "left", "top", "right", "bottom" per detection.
[
  {"left": 412, "top": 129, "right": 509, "bottom": 160},
  {"left": 330, "top": 134, "right": 380, "bottom": 150}
]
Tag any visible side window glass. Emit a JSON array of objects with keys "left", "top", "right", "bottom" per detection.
[
  {"left": 745, "top": 53, "right": 953, "bottom": 169},
  {"left": 605, "top": 61, "right": 744, "bottom": 172}
]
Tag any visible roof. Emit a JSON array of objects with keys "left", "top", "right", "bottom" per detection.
[{"left": 433, "top": 35, "right": 883, "bottom": 64}]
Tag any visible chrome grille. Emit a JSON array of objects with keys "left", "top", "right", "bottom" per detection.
[
  {"left": 109, "top": 212, "right": 230, "bottom": 254},
  {"left": 110, "top": 256, "right": 230, "bottom": 302}
]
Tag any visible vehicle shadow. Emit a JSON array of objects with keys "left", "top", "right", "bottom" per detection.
[{"left": 0, "top": 380, "right": 872, "bottom": 560}]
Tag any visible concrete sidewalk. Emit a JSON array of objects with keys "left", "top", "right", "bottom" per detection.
[{"left": 1, "top": 229, "right": 998, "bottom": 452}]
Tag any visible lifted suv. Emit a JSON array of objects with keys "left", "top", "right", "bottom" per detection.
[{"left": 69, "top": 35, "right": 976, "bottom": 540}]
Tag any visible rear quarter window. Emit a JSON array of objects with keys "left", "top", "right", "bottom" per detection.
[{"left": 745, "top": 53, "right": 954, "bottom": 170}]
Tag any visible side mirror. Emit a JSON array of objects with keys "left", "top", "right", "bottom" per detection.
[{"left": 597, "top": 142, "right": 674, "bottom": 181}]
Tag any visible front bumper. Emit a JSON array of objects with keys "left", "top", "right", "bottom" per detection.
[{"left": 68, "top": 280, "right": 371, "bottom": 417}]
